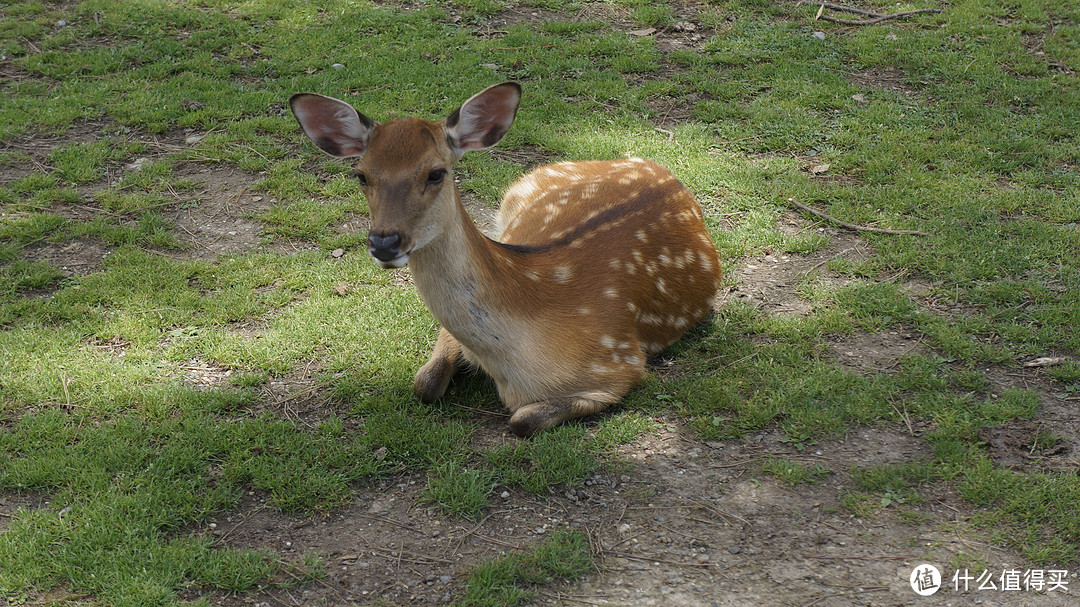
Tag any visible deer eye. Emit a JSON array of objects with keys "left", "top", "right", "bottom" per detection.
[
  {"left": 354, "top": 172, "right": 368, "bottom": 186},
  {"left": 427, "top": 169, "right": 446, "bottom": 185}
]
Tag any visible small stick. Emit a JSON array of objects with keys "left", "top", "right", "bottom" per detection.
[
  {"left": 452, "top": 515, "right": 493, "bottom": 554},
  {"left": 799, "top": 1, "right": 942, "bottom": 23},
  {"left": 806, "top": 2, "right": 884, "bottom": 17},
  {"left": 819, "top": 10, "right": 941, "bottom": 26},
  {"left": 689, "top": 498, "right": 752, "bottom": 528},
  {"left": 788, "top": 198, "right": 929, "bottom": 236}
]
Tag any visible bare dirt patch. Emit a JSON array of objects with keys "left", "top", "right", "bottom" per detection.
[
  {"left": 164, "top": 163, "right": 274, "bottom": 258},
  {"left": 0, "top": 492, "right": 47, "bottom": 533},
  {"left": 21, "top": 238, "right": 113, "bottom": 277},
  {"left": 828, "top": 329, "right": 924, "bottom": 374},
  {"left": 719, "top": 215, "right": 870, "bottom": 316},
  {"left": 979, "top": 365, "right": 1080, "bottom": 474},
  {"left": 848, "top": 66, "right": 923, "bottom": 98},
  {"left": 193, "top": 420, "right": 1075, "bottom": 607}
]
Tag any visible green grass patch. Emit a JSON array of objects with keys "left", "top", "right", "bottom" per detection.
[
  {"left": 452, "top": 529, "right": 593, "bottom": 607},
  {"left": 761, "top": 457, "right": 832, "bottom": 485}
]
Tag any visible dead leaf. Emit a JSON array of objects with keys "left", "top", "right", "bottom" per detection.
[
  {"left": 810, "top": 163, "right": 831, "bottom": 174},
  {"left": 1023, "top": 356, "right": 1068, "bottom": 368},
  {"left": 333, "top": 282, "right": 349, "bottom": 296},
  {"left": 629, "top": 28, "right": 656, "bottom": 37}
]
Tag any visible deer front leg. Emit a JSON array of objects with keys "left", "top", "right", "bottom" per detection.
[
  {"left": 414, "top": 328, "right": 465, "bottom": 403},
  {"left": 508, "top": 395, "right": 618, "bottom": 437}
]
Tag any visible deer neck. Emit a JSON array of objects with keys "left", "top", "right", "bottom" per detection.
[{"left": 405, "top": 189, "right": 522, "bottom": 351}]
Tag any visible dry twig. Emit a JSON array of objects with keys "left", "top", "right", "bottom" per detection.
[
  {"left": 788, "top": 198, "right": 929, "bottom": 236},
  {"left": 798, "top": 1, "right": 942, "bottom": 26}
]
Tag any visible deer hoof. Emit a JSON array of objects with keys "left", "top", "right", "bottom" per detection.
[
  {"left": 508, "top": 401, "right": 569, "bottom": 437},
  {"left": 413, "top": 359, "right": 454, "bottom": 404}
]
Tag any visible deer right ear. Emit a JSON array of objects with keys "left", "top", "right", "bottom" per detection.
[{"left": 289, "top": 93, "right": 376, "bottom": 158}]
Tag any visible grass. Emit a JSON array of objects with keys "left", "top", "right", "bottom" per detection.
[
  {"left": 452, "top": 529, "right": 593, "bottom": 607},
  {"left": 1, "top": 0, "right": 1079, "bottom": 604}
]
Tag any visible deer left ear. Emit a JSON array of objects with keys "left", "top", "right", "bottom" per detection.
[
  {"left": 445, "top": 82, "right": 521, "bottom": 154},
  {"left": 290, "top": 93, "right": 376, "bottom": 158}
]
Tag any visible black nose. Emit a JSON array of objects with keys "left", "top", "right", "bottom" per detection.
[{"left": 368, "top": 232, "right": 403, "bottom": 262}]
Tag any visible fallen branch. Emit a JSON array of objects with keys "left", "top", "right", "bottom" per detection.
[
  {"left": 787, "top": 198, "right": 929, "bottom": 236},
  {"left": 798, "top": 1, "right": 942, "bottom": 26}
]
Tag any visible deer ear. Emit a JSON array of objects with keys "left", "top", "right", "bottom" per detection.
[
  {"left": 445, "top": 82, "right": 521, "bottom": 154},
  {"left": 289, "top": 93, "right": 376, "bottom": 158}
]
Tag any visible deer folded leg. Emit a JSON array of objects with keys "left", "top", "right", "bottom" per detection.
[
  {"left": 414, "top": 328, "right": 465, "bottom": 403},
  {"left": 508, "top": 395, "right": 616, "bottom": 437}
]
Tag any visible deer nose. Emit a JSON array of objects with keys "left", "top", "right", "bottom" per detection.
[{"left": 368, "top": 232, "right": 404, "bottom": 262}]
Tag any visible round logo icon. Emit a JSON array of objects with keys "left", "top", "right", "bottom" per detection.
[{"left": 910, "top": 564, "right": 942, "bottom": 596}]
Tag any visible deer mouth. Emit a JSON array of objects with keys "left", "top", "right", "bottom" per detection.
[{"left": 370, "top": 251, "right": 410, "bottom": 269}]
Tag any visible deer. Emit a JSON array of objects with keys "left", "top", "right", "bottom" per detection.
[{"left": 289, "top": 82, "right": 721, "bottom": 436}]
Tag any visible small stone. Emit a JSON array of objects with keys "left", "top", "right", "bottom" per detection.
[
  {"left": 439, "top": 575, "right": 452, "bottom": 584},
  {"left": 56, "top": 20, "right": 67, "bottom": 27},
  {"left": 331, "top": 248, "right": 345, "bottom": 258},
  {"left": 331, "top": 63, "right": 345, "bottom": 69},
  {"left": 500, "top": 491, "right": 510, "bottom": 499},
  {"left": 617, "top": 523, "right": 632, "bottom": 534},
  {"left": 812, "top": 31, "right": 826, "bottom": 41},
  {"left": 125, "top": 157, "right": 149, "bottom": 171},
  {"left": 696, "top": 554, "right": 711, "bottom": 563},
  {"left": 185, "top": 134, "right": 205, "bottom": 145},
  {"left": 851, "top": 93, "right": 867, "bottom": 104},
  {"left": 728, "top": 545, "right": 742, "bottom": 554}
]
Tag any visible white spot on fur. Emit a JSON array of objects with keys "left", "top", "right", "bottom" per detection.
[
  {"left": 698, "top": 251, "right": 714, "bottom": 272},
  {"left": 641, "top": 313, "right": 664, "bottom": 325},
  {"left": 599, "top": 335, "right": 616, "bottom": 349},
  {"left": 604, "top": 287, "right": 618, "bottom": 298},
  {"left": 553, "top": 266, "right": 572, "bottom": 283}
]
